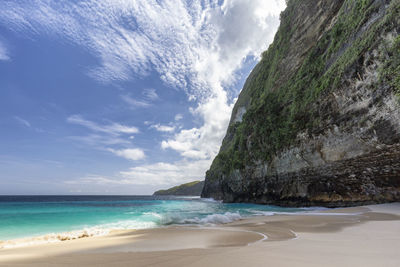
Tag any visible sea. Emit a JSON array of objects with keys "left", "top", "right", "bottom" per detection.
[{"left": 0, "top": 195, "right": 318, "bottom": 247}]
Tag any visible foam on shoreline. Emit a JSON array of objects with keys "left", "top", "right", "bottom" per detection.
[
  {"left": 0, "top": 220, "right": 159, "bottom": 249},
  {"left": 0, "top": 228, "right": 110, "bottom": 249}
]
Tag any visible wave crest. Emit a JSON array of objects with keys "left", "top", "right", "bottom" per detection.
[{"left": 160, "top": 212, "right": 242, "bottom": 225}]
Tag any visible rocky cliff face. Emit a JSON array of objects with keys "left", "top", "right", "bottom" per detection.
[{"left": 202, "top": 0, "right": 400, "bottom": 207}]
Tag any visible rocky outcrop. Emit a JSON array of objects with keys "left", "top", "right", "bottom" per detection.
[
  {"left": 202, "top": 0, "right": 400, "bottom": 207},
  {"left": 153, "top": 181, "right": 204, "bottom": 196},
  {"left": 203, "top": 145, "right": 400, "bottom": 207}
]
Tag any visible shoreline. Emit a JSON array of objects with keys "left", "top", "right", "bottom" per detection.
[
  {"left": 0, "top": 205, "right": 352, "bottom": 250},
  {"left": 0, "top": 205, "right": 324, "bottom": 249},
  {"left": 1, "top": 203, "right": 399, "bottom": 266}
]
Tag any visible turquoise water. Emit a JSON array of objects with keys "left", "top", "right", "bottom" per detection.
[{"left": 0, "top": 196, "right": 310, "bottom": 241}]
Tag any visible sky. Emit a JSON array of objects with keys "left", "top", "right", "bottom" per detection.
[{"left": 0, "top": 0, "right": 285, "bottom": 195}]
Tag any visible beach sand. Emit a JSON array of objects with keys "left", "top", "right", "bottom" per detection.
[{"left": 0, "top": 203, "right": 399, "bottom": 267}]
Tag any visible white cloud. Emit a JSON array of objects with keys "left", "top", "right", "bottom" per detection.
[
  {"left": 174, "top": 114, "right": 183, "bottom": 121},
  {"left": 121, "top": 94, "right": 151, "bottom": 108},
  {"left": 150, "top": 124, "right": 175, "bottom": 133},
  {"left": 119, "top": 159, "right": 210, "bottom": 185},
  {"left": 68, "top": 159, "right": 210, "bottom": 186},
  {"left": 68, "top": 134, "right": 130, "bottom": 146},
  {"left": 67, "top": 116, "right": 142, "bottom": 161},
  {"left": 156, "top": 0, "right": 284, "bottom": 179},
  {"left": 0, "top": 40, "right": 9, "bottom": 61},
  {"left": 1, "top": 0, "right": 285, "bottom": 186},
  {"left": 14, "top": 116, "right": 31, "bottom": 127},
  {"left": 0, "top": 0, "right": 284, "bottom": 96},
  {"left": 67, "top": 115, "right": 139, "bottom": 135},
  {"left": 65, "top": 175, "right": 116, "bottom": 185},
  {"left": 143, "top": 88, "right": 159, "bottom": 101},
  {"left": 108, "top": 148, "right": 145, "bottom": 161},
  {"left": 161, "top": 88, "right": 233, "bottom": 160}
]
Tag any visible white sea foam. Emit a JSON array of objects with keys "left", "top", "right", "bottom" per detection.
[
  {"left": 0, "top": 227, "right": 110, "bottom": 249},
  {"left": 142, "top": 212, "right": 163, "bottom": 219},
  {"left": 179, "top": 212, "right": 242, "bottom": 225},
  {"left": 0, "top": 220, "right": 158, "bottom": 249},
  {"left": 200, "top": 197, "right": 223, "bottom": 203},
  {"left": 298, "top": 212, "right": 364, "bottom": 216},
  {"left": 175, "top": 196, "right": 201, "bottom": 199},
  {"left": 248, "top": 210, "right": 277, "bottom": 216},
  {"left": 289, "top": 230, "right": 299, "bottom": 240},
  {"left": 249, "top": 209, "right": 363, "bottom": 216},
  {"left": 100, "top": 220, "right": 158, "bottom": 230}
]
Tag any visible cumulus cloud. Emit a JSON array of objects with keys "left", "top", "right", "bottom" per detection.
[
  {"left": 108, "top": 148, "right": 145, "bottom": 161},
  {"left": 161, "top": 88, "right": 233, "bottom": 160},
  {"left": 156, "top": 0, "right": 284, "bottom": 180},
  {"left": 1, "top": 0, "right": 285, "bottom": 187}
]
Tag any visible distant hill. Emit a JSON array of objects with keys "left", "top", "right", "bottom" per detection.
[{"left": 153, "top": 181, "right": 204, "bottom": 196}]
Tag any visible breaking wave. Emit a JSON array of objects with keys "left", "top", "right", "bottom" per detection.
[{"left": 177, "top": 212, "right": 242, "bottom": 225}]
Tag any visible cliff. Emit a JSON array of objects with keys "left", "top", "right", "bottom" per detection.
[
  {"left": 202, "top": 0, "right": 400, "bottom": 207},
  {"left": 153, "top": 181, "right": 204, "bottom": 196}
]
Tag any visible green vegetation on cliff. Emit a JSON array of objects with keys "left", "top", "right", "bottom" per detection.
[
  {"left": 153, "top": 181, "right": 204, "bottom": 196},
  {"left": 380, "top": 34, "right": 400, "bottom": 99},
  {"left": 208, "top": 0, "right": 400, "bottom": 178}
]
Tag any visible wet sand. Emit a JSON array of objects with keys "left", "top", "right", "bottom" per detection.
[{"left": 0, "top": 203, "right": 399, "bottom": 267}]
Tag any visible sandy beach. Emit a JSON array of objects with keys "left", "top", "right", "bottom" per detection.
[{"left": 0, "top": 203, "right": 399, "bottom": 267}]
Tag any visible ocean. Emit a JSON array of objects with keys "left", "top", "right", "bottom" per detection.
[{"left": 0, "top": 195, "right": 314, "bottom": 246}]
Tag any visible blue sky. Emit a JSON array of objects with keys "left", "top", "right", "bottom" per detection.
[{"left": 0, "top": 0, "right": 285, "bottom": 195}]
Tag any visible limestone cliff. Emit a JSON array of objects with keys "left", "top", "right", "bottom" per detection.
[{"left": 202, "top": 0, "right": 400, "bottom": 207}]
